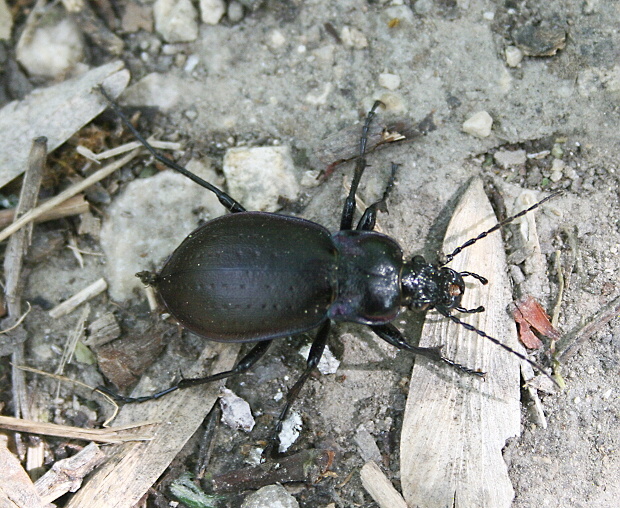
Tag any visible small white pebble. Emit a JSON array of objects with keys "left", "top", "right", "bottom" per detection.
[
  {"left": 278, "top": 411, "right": 303, "bottom": 453},
  {"left": 199, "top": 0, "right": 225, "bottom": 25},
  {"left": 268, "top": 29, "right": 286, "bottom": 49},
  {"left": 462, "top": 111, "right": 493, "bottom": 138},
  {"left": 220, "top": 388, "right": 255, "bottom": 432},
  {"left": 341, "top": 26, "right": 368, "bottom": 49},
  {"left": 505, "top": 46, "right": 524, "bottom": 67},
  {"left": 550, "top": 158, "right": 565, "bottom": 182},
  {"left": 227, "top": 1, "right": 244, "bottom": 22},
  {"left": 378, "top": 72, "right": 401, "bottom": 90},
  {"left": 184, "top": 54, "right": 200, "bottom": 72},
  {"left": 154, "top": 0, "right": 198, "bottom": 43}
]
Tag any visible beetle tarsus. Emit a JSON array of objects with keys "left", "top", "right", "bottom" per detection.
[{"left": 136, "top": 270, "right": 157, "bottom": 286}]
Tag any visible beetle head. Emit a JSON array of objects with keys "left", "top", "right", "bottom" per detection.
[{"left": 401, "top": 255, "right": 465, "bottom": 313}]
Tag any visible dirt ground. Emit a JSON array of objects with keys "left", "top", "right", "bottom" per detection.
[{"left": 2, "top": 0, "right": 619, "bottom": 507}]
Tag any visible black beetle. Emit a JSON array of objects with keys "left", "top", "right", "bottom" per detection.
[{"left": 99, "top": 89, "right": 557, "bottom": 455}]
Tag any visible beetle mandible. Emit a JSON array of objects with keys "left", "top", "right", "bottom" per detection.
[{"left": 98, "top": 88, "right": 557, "bottom": 456}]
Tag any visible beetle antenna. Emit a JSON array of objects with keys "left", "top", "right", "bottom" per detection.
[
  {"left": 442, "top": 190, "right": 562, "bottom": 266},
  {"left": 437, "top": 309, "right": 559, "bottom": 387}
]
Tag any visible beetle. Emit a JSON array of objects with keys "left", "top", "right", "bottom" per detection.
[{"left": 98, "top": 88, "right": 557, "bottom": 455}]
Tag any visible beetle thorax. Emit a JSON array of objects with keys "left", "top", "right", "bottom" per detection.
[{"left": 401, "top": 255, "right": 465, "bottom": 313}]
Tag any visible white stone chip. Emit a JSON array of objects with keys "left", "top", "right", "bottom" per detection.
[
  {"left": 154, "top": 0, "right": 198, "bottom": 43},
  {"left": 341, "top": 26, "right": 368, "bottom": 49},
  {"left": 220, "top": 388, "right": 255, "bottom": 432},
  {"left": 378, "top": 73, "right": 401, "bottom": 90},
  {"left": 462, "top": 111, "right": 493, "bottom": 138},
  {"left": 278, "top": 411, "right": 303, "bottom": 453},
  {"left": 223, "top": 146, "right": 300, "bottom": 212},
  {"left": 299, "top": 344, "right": 340, "bottom": 375},
  {"left": 505, "top": 46, "right": 524, "bottom": 67},
  {"left": 200, "top": 0, "right": 225, "bottom": 25},
  {"left": 16, "top": 9, "right": 84, "bottom": 79}
]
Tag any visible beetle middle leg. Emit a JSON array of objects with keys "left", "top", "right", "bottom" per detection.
[{"left": 96, "top": 340, "right": 273, "bottom": 403}]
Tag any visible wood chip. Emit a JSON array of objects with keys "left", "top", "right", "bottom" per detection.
[
  {"left": 63, "top": 342, "right": 241, "bottom": 508},
  {"left": 84, "top": 313, "right": 121, "bottom": 347},
  {"left": 0, "top": 435, "right": 51, "bottom": 508},
  {"left": 360, "top": 461, "right": 408, "bottom": 508},
  {"left": 34, "top": 443, "right": 106, "bottom": 504},
  {"left": 400, "top": 178, "right": 523, "bottom": 508},
  {"left": 512, "top": 295, "right": 561, "bottom": 349},
  {"left": 0, "top": 60, "right": 129, "bottom": 189}
]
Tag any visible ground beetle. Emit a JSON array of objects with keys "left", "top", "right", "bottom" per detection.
[{"left": 99, "top": 88, "right": 558, "bottom": 456}]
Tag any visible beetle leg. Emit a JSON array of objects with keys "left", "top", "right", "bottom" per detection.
[
  {"left": 340, "top": 101, "right": 384, "bottom": 231},
  {"left": 262, "top": 320, "right": 331, "bottom": 459},
  {"left": 356, "top": 162, "right": 399, "bottom": 231},
  {"left": 98, "top": 86, "right": 246, "bottom": 214},
  {"left": 96, "top": 340, "right": 273, "bottom": 403},
  {"left": 369, "top": 323, "right": 486, "bottom": 377}
]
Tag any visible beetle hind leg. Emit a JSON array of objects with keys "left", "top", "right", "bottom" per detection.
[
  {"left": 262, "top": 320, "right": 331, "bottom": 459},
  {"left": 96, "top": 339, "right": 273, "bottom": 403}
]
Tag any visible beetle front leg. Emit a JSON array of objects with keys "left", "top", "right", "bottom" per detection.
[
  {"left": 96, "top": 340, "right": 273, "bottom": 403},
  {"left": 262, "top": 320, "right": 331, "bottom": 459},
  {"left": 369, "top": 323, "right": 485, "bottom": 377}
]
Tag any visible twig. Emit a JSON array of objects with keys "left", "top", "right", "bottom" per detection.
[
  {"left": 551, "top": 250, "right": 564, "bottom": 331},
  {"left": 54, "top": 305, "right": 90, "bottom": 398},
  {"left": 0, "top": 194, "right": 89, "bottom": 229},
  {"left": 0, "top": 149, "right": 141, "bottom": 243},
  {"left": 0, "top": 302, "right": 31, "bottom": 334},
  {"left": 34, "top": 442, "right": 106, "bottom": 503},
  {"left": 556, "top": 293, "right": 620, "bottom": 362},
  {"left": 0, "top": 416, "right": 155, "bottom": 443},
  {"left": 77, "top": 139, "right": 182, "bottom": 162},
  {"left": 48, "top": 278, "right": 107, "bottom": 318},
  {"left": 5, "top": 137, "right": 47, "bottom": 424}
]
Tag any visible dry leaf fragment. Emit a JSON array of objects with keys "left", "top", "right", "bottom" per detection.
[{"left": 512, "top": 295, "right": 561, "bottom": 349}]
